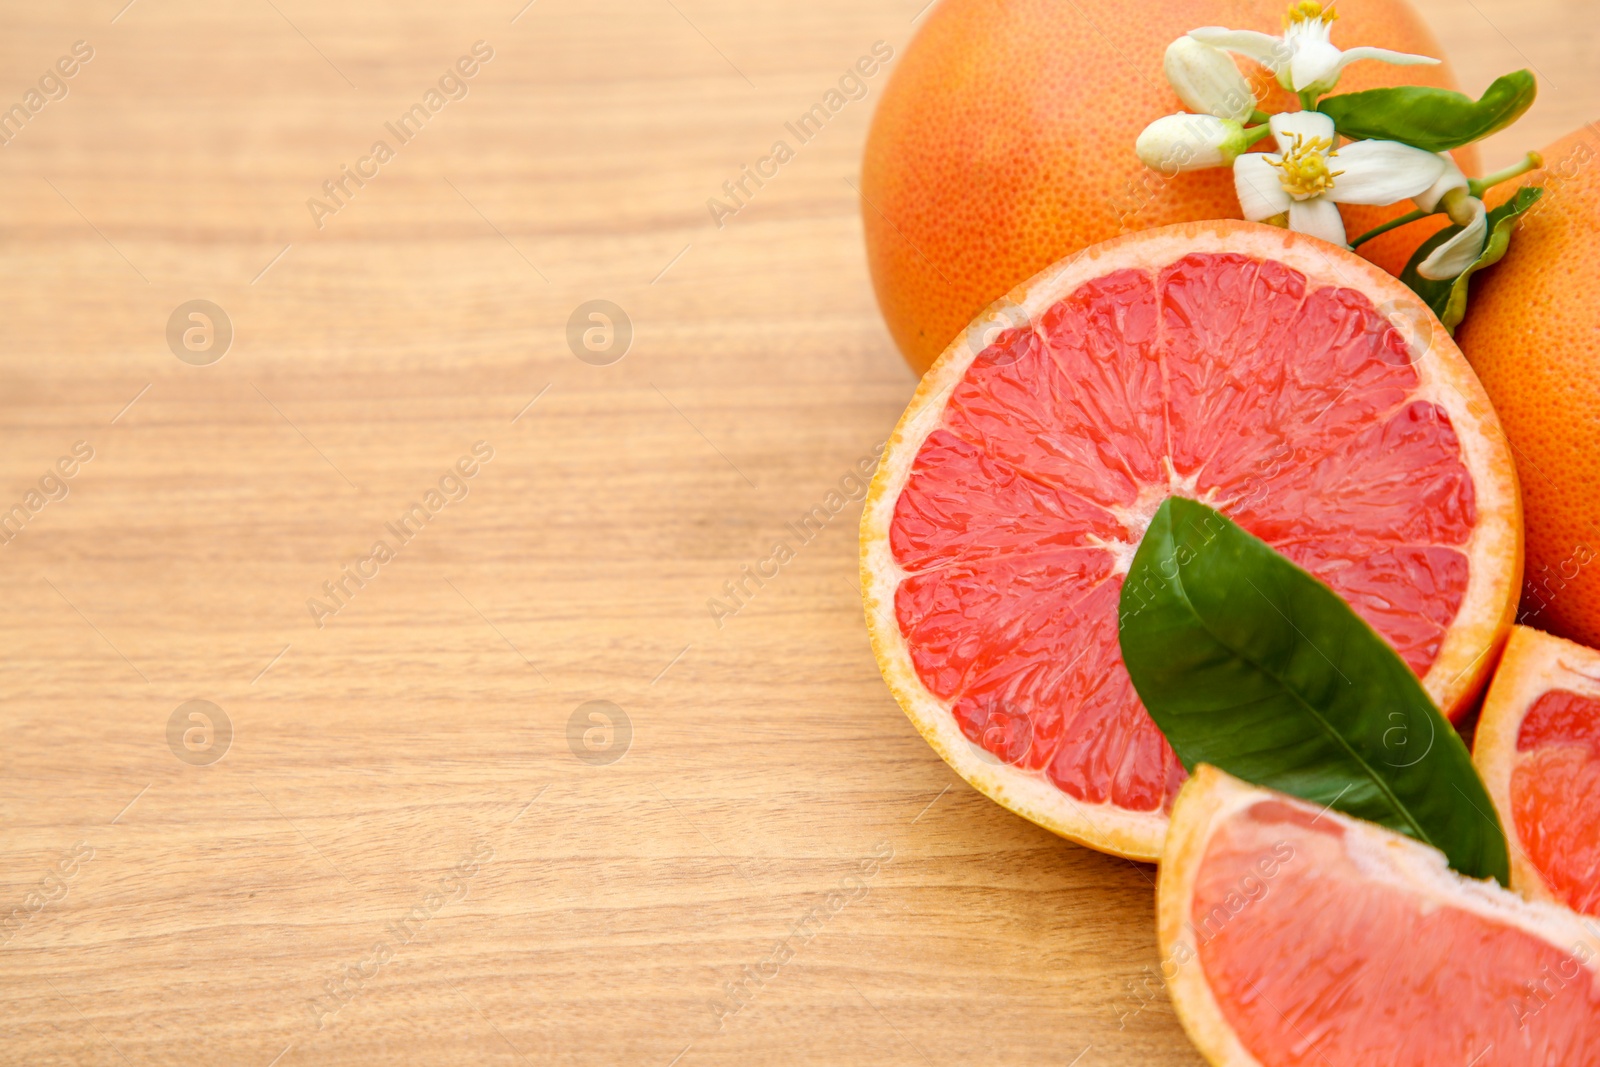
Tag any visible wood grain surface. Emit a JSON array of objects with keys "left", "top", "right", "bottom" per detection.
[{"left": 0, "top": 1, "right": 1593, "bottom": 1064}]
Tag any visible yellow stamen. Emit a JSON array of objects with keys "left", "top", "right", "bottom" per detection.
[
  {"left": 1269, "top": 133, "right": 1343, "bottom": 199},
  {"left": 1285, "top": 1, "right": 1337, "bottom": 26}
]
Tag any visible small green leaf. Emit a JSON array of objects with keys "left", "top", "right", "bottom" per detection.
[
  {"left": 1317, "top": 70, "right": 1536, "bottom": 152},
  {"left": 1400, "top": 186, "right": 1543, "bottom": 333},
  {"left": 1118, "top": 497, "right": 1509, "bottom": 885}
]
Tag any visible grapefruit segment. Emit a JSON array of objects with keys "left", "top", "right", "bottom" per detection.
[
  {"left": 862, "top": 221, "right": 1522, "bottom": 861},
  {"left": 1475, "top": 625, "right": 1600, "bottom": 915},
  {"left": 889, "top": 430, "right": 1123, "bottom": 569},
  {"left": 1160, "top": 766, "right": 1600, "bottom": 1067}
]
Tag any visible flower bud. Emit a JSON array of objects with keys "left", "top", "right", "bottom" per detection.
[
  {"left": 1164, "top": 36, "right": 1256, "bottom": 122},
  {"left": 1416, "top": 193, "right": 1488, "bottom": 280},
  {"left": 1136, "top": 114, "right": 1250, "bottom": 173}
]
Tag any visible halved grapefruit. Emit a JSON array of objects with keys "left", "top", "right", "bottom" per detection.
[
  {"left": 861, "top": 220, "right": 1522, "bottom": 861},
  {"left": 1475, "top": 625, "right": 1600, "bottom": 915},
  {"left": 1160, "top": 765, "right": 1600, "bottom": 1065}
]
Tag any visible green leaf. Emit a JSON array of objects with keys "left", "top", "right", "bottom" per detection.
[
  {"left": 1316, "top": 70, "right": 1536, "bottom": 152},
  {"left": 1400, "top": 186, "right": 1543, "bottom": 333},
  {"left": 1118, "top": 497, "right": 1509, "bottom": 885}
]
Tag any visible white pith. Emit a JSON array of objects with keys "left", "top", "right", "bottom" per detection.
[{"left": 1100, "top": 467, "right": 1204, "bottom": 577}]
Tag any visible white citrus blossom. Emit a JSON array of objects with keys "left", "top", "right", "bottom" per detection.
[
  {"left": 1164, "top": 35, "right": 1255, "bottom": 122},
  {"left": 1136, "top": 113, "right": 1257, "bottom": 173},
  {"left": 1191, "top": 1, "right": 1437, "bottom": 97},
  {"left": 1233, "top": 111, "right": 1448, "bottom": 246},
  {"left": 1412, "top": 155, "right": 1489, "bottom": 279}
]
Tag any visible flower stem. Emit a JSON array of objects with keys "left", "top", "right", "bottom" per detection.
[
  {"left": 1347, "top": 208, "right": 1430, "bottom": 249},
  {"left": 1250, "top": 109, "right": 1272, "bottom": 125},
  {"left": 1242, "top": 124, "right": 1274, "bottom": 148},
  {"left": 1297, "top": 89, "right": 1320, "bottom": 111},
  {"left": 1468, "top": 151, "right": 1544, "bottom": 198}
]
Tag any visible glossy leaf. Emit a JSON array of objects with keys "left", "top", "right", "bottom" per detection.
[
  {"left": 1317, "top": 71, "right": 1536, "bottom": 152},
  {"left": 1118, "top": 497, "right": 1509, "bottom": 884},
  {"left": 1401, "top": 186, "right": 1544, "bottom": 333}
]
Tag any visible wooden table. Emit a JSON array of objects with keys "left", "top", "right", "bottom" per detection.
[{"left": 0, "top": 1, "right": 1592, "bottom": 1063}]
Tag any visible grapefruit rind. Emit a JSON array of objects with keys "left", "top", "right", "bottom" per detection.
[
  {"left": 1473, "top": 624, "right": 1600, "bottom": 906},
  {"left": 1157, "top": 765, "right": 1600, "bottom": 1067},
  {"left": 862, "top": 220, "right": 1522, "bottom": 861}
]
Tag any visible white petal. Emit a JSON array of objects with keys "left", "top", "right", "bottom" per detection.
[
  {"left": 1288, "top": 198, "right": 1347, "bottom": 246},
  {"left": 1332, "top": 46, "right": 1440, "bottom": 76},
  {"left": 1288, "top": 39, "right": 1343, "bottom": 92},
  {"left": 1188, "top": 27, "right": 1285, "bottom": 71},
  {"left": 1324, "top": 141, "right": 1448, "bottom": 205},
  {"left": 1164, "top": 36, "right": 1256, "bottom": 122},
  {"left": 1268, "top": 110, "right": 1336, "bottom": 147},
  {"left": 1416, "top": 198, "right": 1489, "bottom": 280},
  {"left": 1234, "top": 153, "right": 1291, "bottom": 220},
  {"left": 1413, "top": 154, "right": 1469, "bottom": 213}
]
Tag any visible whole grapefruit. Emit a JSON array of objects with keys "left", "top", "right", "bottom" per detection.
[
  {"left": 1456, "top": 127, "right": 1600, "bottom": 646},
  {"left": 862, "top": 0, "right": 1471, "bottom": 373}
]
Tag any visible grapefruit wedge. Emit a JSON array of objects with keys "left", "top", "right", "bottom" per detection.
[
  {"left": 1160, "top": 766, "right": 1600, "bottom": 1065},
  {"left": 1475, "top": 625, "right": 1600, "bottom": 915},
  {"left": 861, "top": 220, "right": 1521, "bottom": 861}
]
